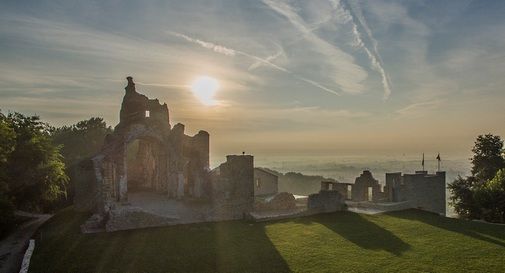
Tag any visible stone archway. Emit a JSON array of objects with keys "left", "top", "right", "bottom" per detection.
[
  {"left": 114, "top": 125, "right": 167, "bottom": 202},
  {"left": 125, "top": 135, "right": 166, "bottom": 193}
]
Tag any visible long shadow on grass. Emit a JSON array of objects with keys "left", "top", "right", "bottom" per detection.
[
  {"left": 30, "top": 207, "right": 291, "bottom": 273},
  {"left": 385, "top": 209, "right": 505, "bottom": 248},
  {"left": 78, "top": 221, "right": 291, "bottom": 273},
  {"left": 293, "top": 211, "right": 410, "bottom": 256}
]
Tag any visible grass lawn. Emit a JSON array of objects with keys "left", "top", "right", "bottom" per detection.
[{"left": 29, "top": 208, "right": 505, "bottom": 273}]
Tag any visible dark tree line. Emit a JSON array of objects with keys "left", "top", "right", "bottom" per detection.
[
  {"left": 449, "top": 134, "right": 505, "bottom": 223},
  {"left": 0, "top": 111, "right": 111, "bottom": 236}
]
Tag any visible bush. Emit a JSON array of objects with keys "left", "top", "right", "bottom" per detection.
[{"left": 474, "top": 169, "right": 505, "bottom": 223}]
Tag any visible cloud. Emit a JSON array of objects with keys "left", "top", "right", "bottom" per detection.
[
  {"left": 262, "top": 0, "right": 368, "bottom": 94},
  {"left": 168, "top": 31, "right": 236, "bottom": 56},
  {"left": 395, "top": 100, "right": 443, "bottom": 117},
  {"left": 167, "top": 30, "right": 341, "bottom": 96},
  {"left": 248, "top": 43, "right": 285, "bottom": 71},
  {"left": 333, "top": 0, "right": 392, "bottom": 99}
]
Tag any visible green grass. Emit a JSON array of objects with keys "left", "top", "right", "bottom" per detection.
[{"left": 29, "top": 208, "right": 505, "bottom": 273}]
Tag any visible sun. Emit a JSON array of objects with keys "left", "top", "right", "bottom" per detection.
[{"left": 190, "top": 76, "right": 219, "bottom": 106}]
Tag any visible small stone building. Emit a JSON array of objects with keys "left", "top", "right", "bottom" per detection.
[{"left": 253, "top": 168, "right": 278, "bottom": 196}]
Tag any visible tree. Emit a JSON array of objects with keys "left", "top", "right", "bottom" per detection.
[
  {"left": 449, "top": 134, "right": 505, "bottom": 221},
  {"left": 471, "top": 134, "right": 505, "bottom": 183},
  {"left": 52, "top": 117, "right": 112, "bottom": 165},
  {"left": 5, "top": 112, "right": 68, "bottom": 211},
  {"left": 474, "top": 169, "right": 505, "bottom": 223},
  {"left": 0, "top": 112, "right": 16, "bottom": 235},
  {"left": 448, "top": 176, "right": 479, "bottom": 219},
  {"left": 52, "top": 117, "right": 112, "bottom": 203}
]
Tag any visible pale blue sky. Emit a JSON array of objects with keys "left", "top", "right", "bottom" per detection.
[{"left": 1, "top": 0, "right": 504, "bottom": 163}]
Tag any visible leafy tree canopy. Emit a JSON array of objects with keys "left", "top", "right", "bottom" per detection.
[
  {"left": 4, "top": 112, "right": 68, "bottom": 211},
  {"left": 449, "top": 134, "right": 505, "bottom": 222},
  {"left": 471, "top": 134, "right": 505, "bottom": 183}
]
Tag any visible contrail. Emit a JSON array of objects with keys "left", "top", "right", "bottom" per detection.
[
  {"left": 168, "top": 31, "right": 236, "bottom": 56},
  {"left": 248, "top": 43, "right": 284, "bottom": 71},
  {"left": 340, "top": 0, "right": 392, "bottom": 99},
  {"left": 167, "top": 31, "right": 340, "bottom": 96}
]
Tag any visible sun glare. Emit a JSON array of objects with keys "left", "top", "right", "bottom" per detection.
[{"left": 190, "top": 76, "right": 219, "bottom": 106}]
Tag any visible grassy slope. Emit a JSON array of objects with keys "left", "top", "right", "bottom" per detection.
[{"left": 29, "top": 208, "right": 505, "bottom": 273}]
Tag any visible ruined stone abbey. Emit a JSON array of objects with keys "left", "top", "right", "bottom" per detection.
[{"left": 75, "top": 77, "right": 446, "bottom": 232}]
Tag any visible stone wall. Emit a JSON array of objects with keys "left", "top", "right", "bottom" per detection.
[
  {"left": 254, "top": 192, "right": 296, "bottom": 211},
  {"left": 253, "top": 168, "right": 278, "bottom": 196},
  {"left": 73, "top": 159, "right": 99, "bottom": 211},
  {"left": 385, "top": 171, "right": 446, "bottom": 215},
  {"left": 210, "top": 155, "right": 254, "bottom": 219},
  {"left": 351, "top": 170, "right": 385, "bottom": 202},
  {"left": 74, "top": 77, "right": 211, "bottom": 212},
  {"left": 308, "top": 190, "right": 346, "bottom": 212}
]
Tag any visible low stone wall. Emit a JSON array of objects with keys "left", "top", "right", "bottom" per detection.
[
  {"left": 254, "top": 192, "right": 296, "bottom": 211},
  {"left": 308, "top": 190, "right": 346, "bottom": 212},
  {"left": 105, "top": 206, "right": 179, "bottom": 232}
]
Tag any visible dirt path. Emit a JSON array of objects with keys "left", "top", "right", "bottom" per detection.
[{"left": 0, "top": 211, "right": 52, "bottom": 273}]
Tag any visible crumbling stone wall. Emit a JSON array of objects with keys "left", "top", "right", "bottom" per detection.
[
  {"left": 351, "top": 170, "right": 386, "bottom": 202},
  {"left": 75, "top": 77, "right": 211, "bottom": 212}
]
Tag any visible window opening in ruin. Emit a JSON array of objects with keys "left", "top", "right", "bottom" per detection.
[
  {"left": 145, "top": 110, "right": 150, "bottom": 117},
  {"left": 367, "top": 187, "right": 373, "bottom": 201},
  {"left": 347, "top": 185, "right": 352, "bottom": 199},
  {"left": 256, "top": 178, "right": 261, "bottom": 188}
]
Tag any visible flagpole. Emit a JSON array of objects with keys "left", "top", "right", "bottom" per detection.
[
  {"left": 422, "top": 153, "right": 425, "bottom": 172},
  {"left": 436, "top": 153, "right": 441, "bottom": 172}
]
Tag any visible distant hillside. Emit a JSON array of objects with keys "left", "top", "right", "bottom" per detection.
[{"left": 255, "top": 157, "right": 471, "bottom": 185}]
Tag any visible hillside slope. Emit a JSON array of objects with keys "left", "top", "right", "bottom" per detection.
[{"left": 29, "top": 208, "right": 505, "bottom": 273}]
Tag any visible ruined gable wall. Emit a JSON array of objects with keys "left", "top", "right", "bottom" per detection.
[{"left": 352, "top": 171, "right": 382, "bottom": 202}]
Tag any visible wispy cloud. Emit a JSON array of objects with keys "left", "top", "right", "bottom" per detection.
[
  {"left": 395, "top": 100, "right": 443, "bottom": 117},
  {"left": 333, "top": 0, "right": 392, "bottom": 99},
  {"left": 167, "top": 31, "right": 340, "bottom": 96},
  {"left": 262, "top": 0, "right": 368, "bottom": 94},
  {"left": 248, "top": 43, "right": 284, "bottom": 71},
  {"left": 168, "top": 31, "right": 236, "bottom": 56}
]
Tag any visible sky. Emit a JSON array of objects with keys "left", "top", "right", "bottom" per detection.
[{"left": 1, "top": 0, "right": 505, "bottom": 165}]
